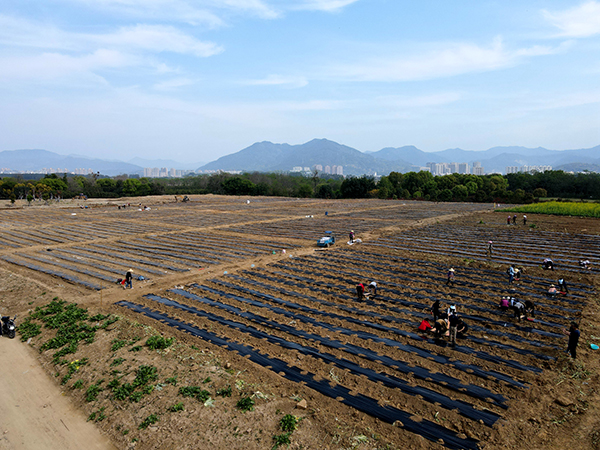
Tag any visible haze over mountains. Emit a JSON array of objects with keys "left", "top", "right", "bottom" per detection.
[{"left": 1, "top": 140, "right": 599, "bottom": 177}]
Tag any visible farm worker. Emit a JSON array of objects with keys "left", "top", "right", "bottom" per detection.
[
  {"left": 500, "top": 297, "right": 510, "bottom": 311},
  {"left": 512, "top": 214, "right": 517, "bottom": 225},
  {"left": 524, "top": 300, "right": 535, "bottom": 317},
  {"left": 507, "top": 215, "right": 511, "bottom": 225},
  {"left": 513, "top": 301, "right": 525, "bottom": 320},
  {"left": 356, "top": 283, "right": 365, "bottom": 300},
  {"left": 457, "top": 318, "right": 468, "bottom": 336},
  {"left": 418, "top": 319, "right": 432, "bottom": 332},
  {"left": 446, "top": 268, "right": 455, "bottom": 286},
  {"left": 558, "top": 278, "right": 568, "bottom": 294},
  {"left": 349, "top": 230, "right": 355, "bottom": 243},
  {"left": 487, "top": 240, "right": 493, "bottom": 257},
  {"left": 431, "top": 300, "right": 441, "bottom": 321},
  {"left": 567, "top": 322, "right": 580, "bottom": 359},
  {"left": 542, "top": 258, "right": 554, "bottom": 270},
  {"left": 514, "top": 267, "right": 522, "bottom": 282},
  {"left": 434, "top": 318, "right": 448, "bottom": 338},
  {"left": 523, "top": 215, "right": 527, "bottom": 225},
  {"left": 507, "top": 265, "right": 515, "bottom": 284},
  {"left": 125, "top": 269, "right": 133, "bottom": 289},
  {"left": 449, "top": 312, "right": 460, "bottom": 346},
  {"left": 447, "top": 304, "right": 457, "bottom": 317},
  {"left": 579, "top": 259, "right": 591, "bottom": 269},
  {"left": 547, "top": 284, "right": 558, "bottom": 297},
  {"left": 368, "top": 281, "right": 377, "bottom": 296}
]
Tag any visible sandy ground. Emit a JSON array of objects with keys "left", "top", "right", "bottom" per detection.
[{"left": 0, "top": 338, "right": 116, "bottom": 450}]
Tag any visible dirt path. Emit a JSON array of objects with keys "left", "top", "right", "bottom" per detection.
[{"left": 0, "top": 338, "right": 117, "bottom": 450}]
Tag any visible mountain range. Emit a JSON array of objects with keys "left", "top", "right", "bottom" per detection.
[
  {"left": 199, "top": 139, "right": 600, "bottom": 175},
  {"left": 1, "top": 141, "right": 599, "bottom": 177}
]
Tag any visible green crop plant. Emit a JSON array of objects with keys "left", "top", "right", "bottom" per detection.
[
  {"left": 138, "top": 414, "right": 159, "bottom": 430},
  {"left": 18, "top": 319, "right": 41, "bottom": 341},
  {"left": 236, "top": 396, "right": 255, "bottom": 412},
  {"left": 216, "top": 385, "right": 232, "bottom": 397},
  {"left": 111, "top": 339, "right": 127, "bottom": 352},
  {"left": 169, "top": 402, "right": 185, "bottom": 412},
  {"left": 272, "top": 432, "right": 292, "bottom": 449},
  {"left": 110, "top": 357, "right": 125, "bottom": 367},
  {"left": 279, "top": 414, "right": 299, "bottom": 432},
  {"left": 146, "top": 335, "right": 174, "bottom": 350},
  {"left": 165, "top": 376, "right": 178, "bottom": 386},
  {"left": 72, "top": 380, "right": 84, "bottom": 389},
  {"left": 85, "top": 381, "right": 103, "bottom": 402},
  {"left": 87, "top": 407, "right": 106, "bottom": 422}
]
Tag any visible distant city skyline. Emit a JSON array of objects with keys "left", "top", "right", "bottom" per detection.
[{"left": 1, "top": 1, "right": 599, "bottom": 162}]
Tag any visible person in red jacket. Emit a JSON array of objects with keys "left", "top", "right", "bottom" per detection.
[{"left": 356, "top": 283, "right": 364, "bottom": 300}]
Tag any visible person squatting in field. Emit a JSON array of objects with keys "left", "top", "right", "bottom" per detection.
[
  {"left": 356, "top": 282, "right": 365, "bottom": 300},
  {"left": 124, "top": 269, "right": 133, "bottom": 289}
]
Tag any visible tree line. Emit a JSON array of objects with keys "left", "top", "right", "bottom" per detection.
[{"left": 0, "top": 170, "right": 598, "bottom": 203}]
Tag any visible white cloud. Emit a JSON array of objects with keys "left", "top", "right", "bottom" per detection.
[
  {"left": 324, "top": 38, "right": 557, "bottom": 82},
  {"left": 0, "top": 49, "right": 134, "bottom": 82},
  {"left": 243, "top": 74, "right": 308, "bottom": 88},
  {"left": 63, "top": 0, "right": 279, "bottom": 23},
  {"left": 0, "top": 15, "right": 222, "bottom": 57},
  {"left": 291, "top": 0, "right": 360, "bottom": 12},
  {"left": 96, "top": 25, "right": 223, "bottom": 57},
  {"left": 377, "top": 92, "right": 461, "bottom": 108},
  {"left": 543, "top": 1, "right": 600, "bottom": 38},
  {"left": 153, "top": 77, "right": 195, "bottom": 90}
]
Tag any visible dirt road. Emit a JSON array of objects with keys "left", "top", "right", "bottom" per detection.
[{"left": 0, "top": 338, "right": 117, "bottom": 450}]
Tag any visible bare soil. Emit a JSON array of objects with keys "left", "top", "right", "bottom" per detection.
[{"left": 0, "top": 196, "right": 598, "bottom": 450}]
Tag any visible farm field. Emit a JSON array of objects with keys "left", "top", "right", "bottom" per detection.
[{"left": 0, "top": 195, "right": 599, "bottom": 450}]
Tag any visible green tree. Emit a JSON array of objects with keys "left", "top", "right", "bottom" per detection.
[
  {"left": 452, "top": 185, "right": 469, "bottom": 201},
  {"left": 377, "top": 176, "right": 393, "bottom": 199},
  {"left": 222, "top": 177, "right": 256, "bottom": 196}
]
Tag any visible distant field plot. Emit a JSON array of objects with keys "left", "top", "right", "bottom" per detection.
[
  {"left": 365, "top": 222, "right": 600, "bottom": 272},
  {"left": 500, "top": 201, "right": 600, "bottom": 218}
]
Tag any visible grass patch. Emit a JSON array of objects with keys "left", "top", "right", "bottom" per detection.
[{"left": 499, "top": 201, "right": 600, "bottom": 218}]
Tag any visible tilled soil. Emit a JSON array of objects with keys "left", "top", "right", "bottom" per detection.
[{"left": 0, "top": 196, "right": 598, "bottom": 450}]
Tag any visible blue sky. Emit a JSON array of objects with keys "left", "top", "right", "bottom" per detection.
[{"left": 1, "top": 0, "right": 599, "bottom": 163}]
